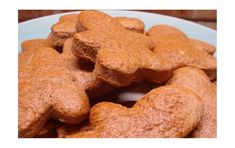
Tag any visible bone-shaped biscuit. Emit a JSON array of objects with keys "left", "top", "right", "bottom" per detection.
[
  {"left": 65, "top": 85, "right": 202, "bottom": 138},
  {"left": 147, "top": 25, "right": 217, "bottom": 80},
  {"left": 72, "top": 10, "right": 173, "bottom": 86},
  {"left": 18, "top": 47, "right": 90, "bottom": 138},
  {"left": 168, "top": 67, "right": 216, "bottom": 138}
]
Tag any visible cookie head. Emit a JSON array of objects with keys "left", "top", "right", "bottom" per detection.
[
  {"left": 21, "top": 39, "right": 55, "bottom": 52},
  {"left": 190, "top": 38, "right": 216, "bottom": 55},
  {"left": 50, "top": 14, "right": 79, "bottom": 47}
]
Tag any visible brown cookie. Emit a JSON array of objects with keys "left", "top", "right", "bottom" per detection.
[
  {"left": 21, "top": 40, "right": 66, "bottom": 137},
  {"left": 19, "top": 36, "right": 115, "bottom": 137},
  {"left": 190, "top": 38, "right": 216, "bottom": 55},
  {"left": 21, "top": 38, "right": 113, "bottom": 99},
  {"left": 21, "top": 39, "right": 56, "bottom": 52},
  {"left": 73, "top": 10, "right": 173, "bottom": 86},
  {"left": 49, "top": 13, "right": 145, "bottom": 47},
  {"left": 18, "top": 47, "right": 90, "bottom": 138},
  {"left": 50, "top": 14, "right": 79, "bottom": 47},
  {"left": 64, "top": 85, "right": 202, "bottom": 138},
  {"left": 62, "top": 38, "right": 113, "bottom": 98},
  {"left": 114, "top": 17, "right": 145, "bottom": 33},
  {"left": 168, "top": 67, "right": 216, "bottom": 138},
  {"left": 147, "top": 25, "right": 217, "bottom": 80}
]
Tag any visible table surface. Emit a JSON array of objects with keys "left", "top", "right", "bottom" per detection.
[{"left": 18, "top": 10, "right": 216, "bottom": 30}]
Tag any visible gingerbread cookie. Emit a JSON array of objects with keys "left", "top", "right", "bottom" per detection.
[
  {"left": 49, "top": 13, "right": 145, "bottom": 47},
  {"left": 21, "top": 38, "right": 113, "bottom": 99},
  {"left": 21, "top": 39, "right": 63, "bottom": 137},
  {"left": 147, "top": 25, "right": 216, "bottom": 80},
  {"left": 190, "top": 38, "right": 216, "bottom": 55},
  {"left": 21, "top": 39, "right": 56, "bottom": 52},
  {"left": 64, "top": 85, "right": 202, "bottom": 138},
  {"left": 50, "top": 14, "right": 79, "bottom": 47},
  {"left": 19, "top": 10, "right": 217, "bottom": 138},
  {"left": 114, "top": 17, "right": 145, "bottom": 33},
  {"left": 19, "top": 47, "right": 90, "bottom": 138},
  {"left": 73, "top": 10, "right": 174, "bottom": 86},
  {"left": 62, "top": 38, "right": 113, "bottom": 98},
  {"left": 168, "top": 67, "right": 216, "bottom": 138}
]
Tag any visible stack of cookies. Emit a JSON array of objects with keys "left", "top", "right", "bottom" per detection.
[{"left": 18, "top": 10, "right": 217, "bottom": 138}]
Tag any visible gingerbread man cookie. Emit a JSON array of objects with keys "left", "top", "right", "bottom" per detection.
[
  {"left": 168, "top": 67, "right": 216, "bottom": 138},
  {"left": 64, "top": 85, "right": 202, "bottom": 138},
  {"left": 19, "top": 47, "right": 90, "bottom": 138},
  {"left": 73, "top": 10, "right": 174, "bottom": 86},
  {"left": 147, "top": 25, "right": 216, "bottom": 80}
]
